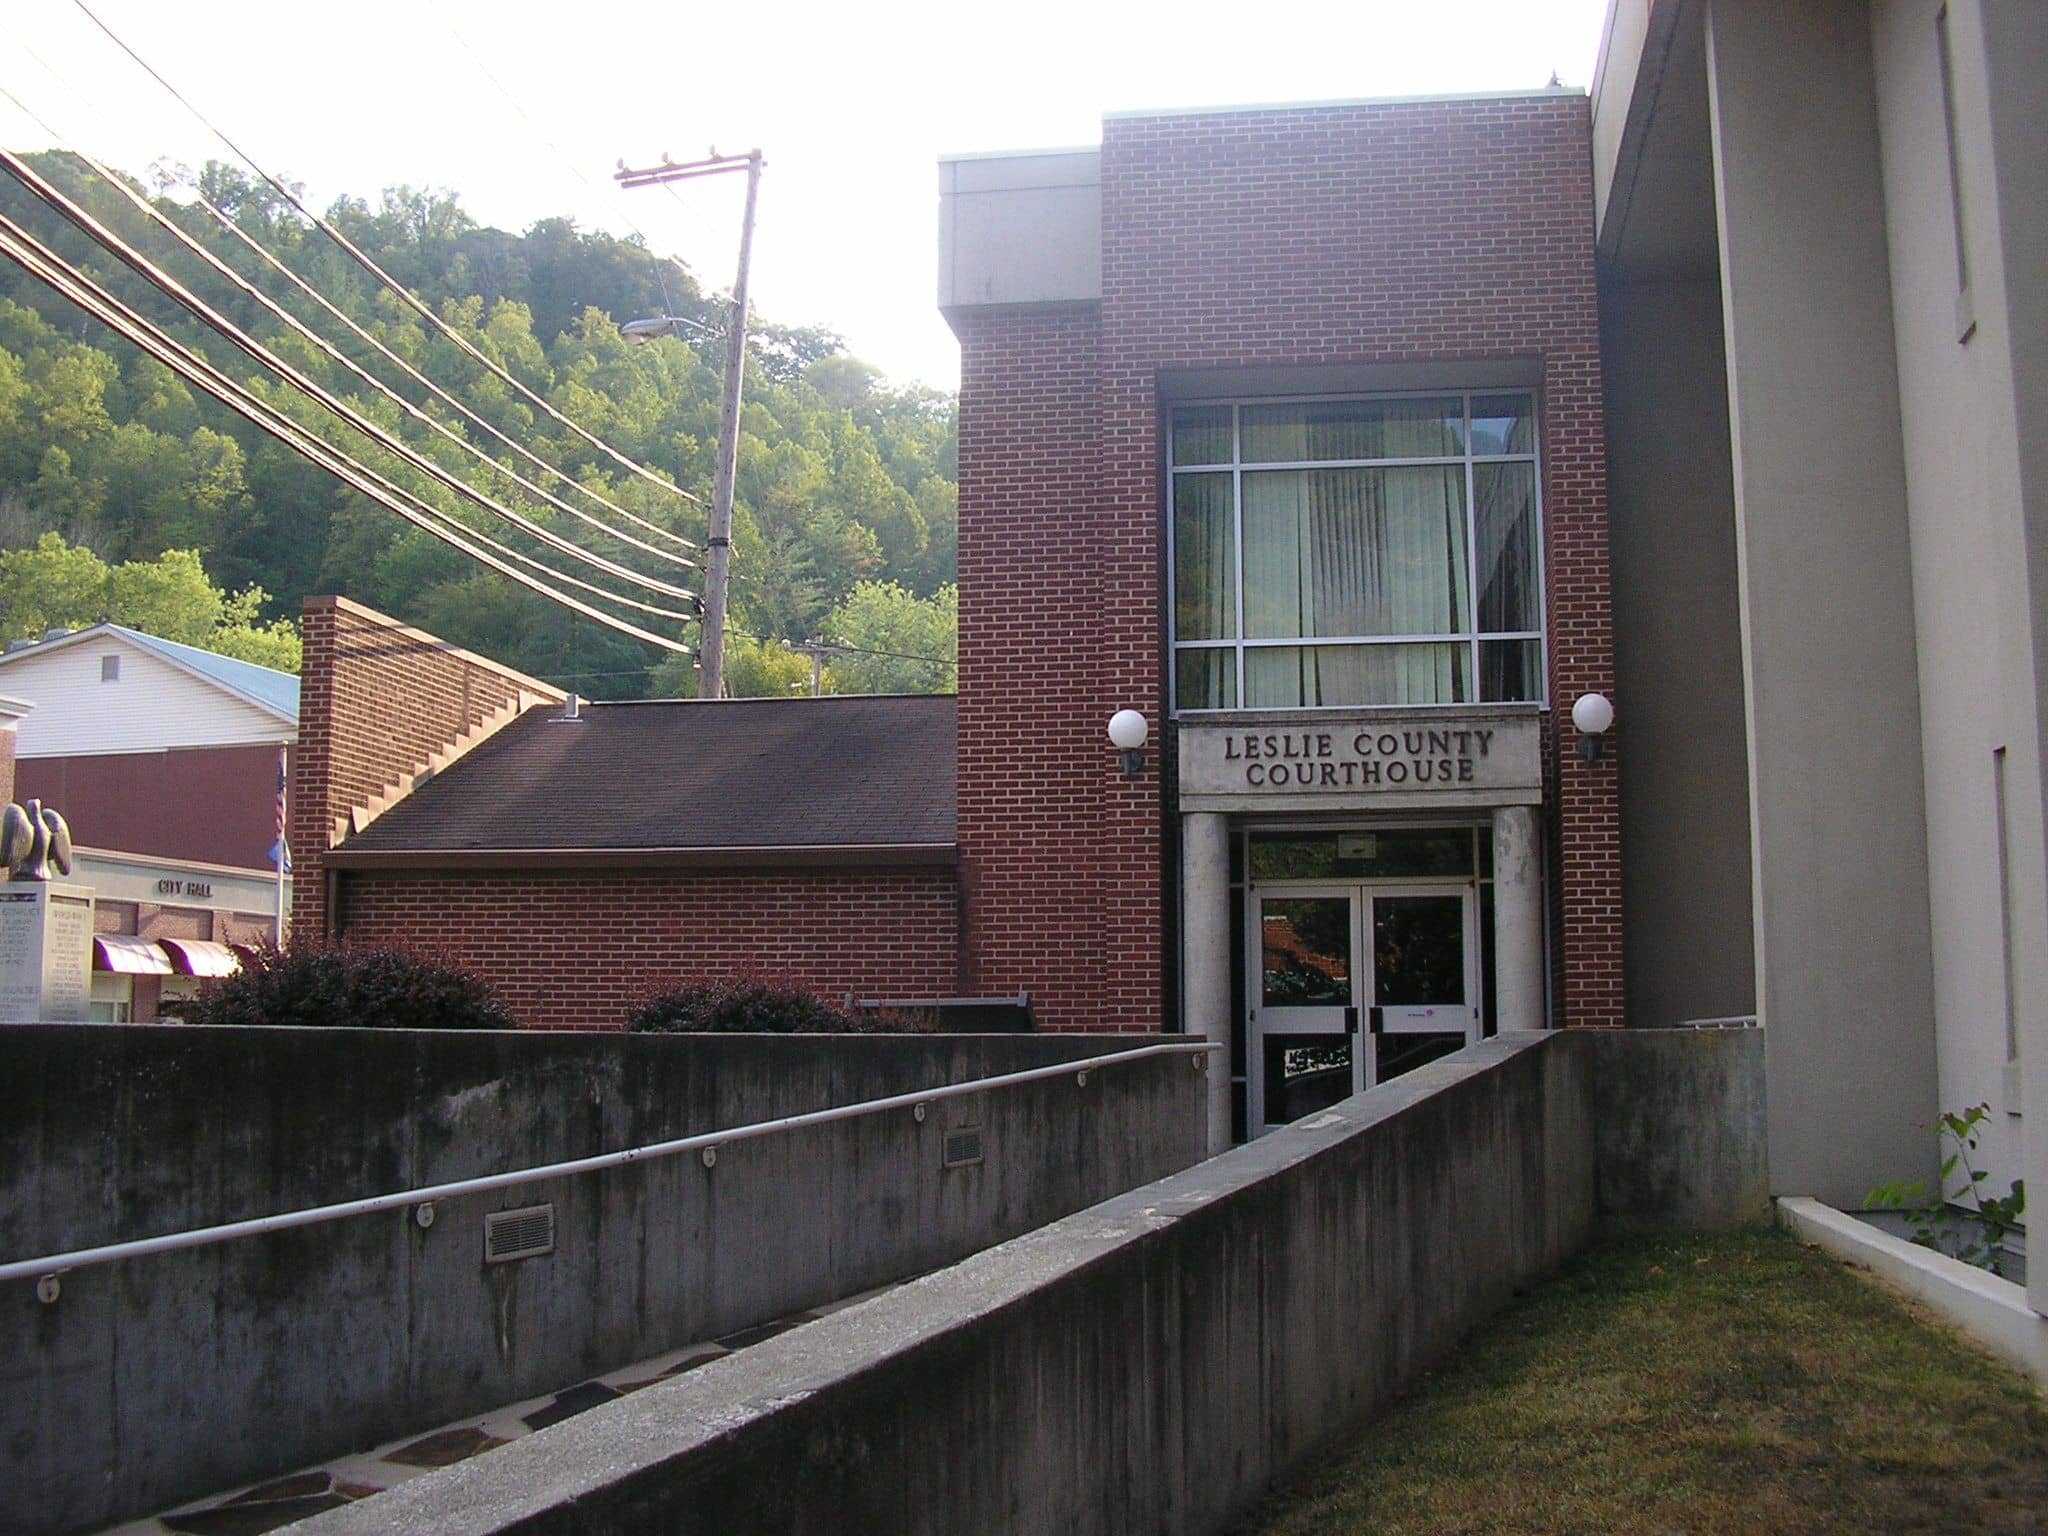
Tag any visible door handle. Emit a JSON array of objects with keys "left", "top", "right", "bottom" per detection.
[
  {"left": 1343, "top": 1005, "right": 1358, "bottom": 1035},
  {"left": 1368, "top": 1006, "right": 1384, "bottom": 1034}
]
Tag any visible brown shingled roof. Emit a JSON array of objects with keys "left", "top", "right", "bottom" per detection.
[{"left": 331, "top": 694, "right": 955, "bottom": 866}]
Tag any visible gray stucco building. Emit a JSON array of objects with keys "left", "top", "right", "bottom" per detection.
[{"left": 1594, "top": 0, "right": 2046, "bottom": 1308}]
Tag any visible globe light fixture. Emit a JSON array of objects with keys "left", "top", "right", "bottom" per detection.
[
  {"left": 1571, "top": 692, "right": 1615, "bottom": 761},
  {"left": 1107, "top": 709, "right": 1149, "bottom": 778}
]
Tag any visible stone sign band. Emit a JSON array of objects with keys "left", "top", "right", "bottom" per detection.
[
  {"left": 1224, "top": 727, "right": 1498, "bottom": 789},
  {"left": 1177, "top": 710, "right": 1542, "bottom": 807}
]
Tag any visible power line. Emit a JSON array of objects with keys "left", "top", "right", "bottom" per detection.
[
  {"left": 68, "top": 0, "right": 708, "bottom": 519},
  {"left": 0, "top": 169, "right": 684, "bottom": 623},
  {"left": 0, "top": 209, "right": 691, "bottom": 653},
  {"left": 190, "top": 190, "right": 697, "bottom": 554},
  {"left": 0, "top": 117, "right": 699, "bottom": 584},
  {"left": 0, "top": 210, "right": 689, "bottom": 651},
  {"left": 729, "top": 627, "right": 953, "bottom": 669},
  {"left": 434, "top": 15, "right": 695, "bottom": 317},
  {"left": 0, "top": 146, "right": 699, "bottom": 614},
  {"left": 0, "top": 209, "right": 684, "bottom": 634},
  {"left": 0, "top": 50, "right": 699, "bottom": 559}
]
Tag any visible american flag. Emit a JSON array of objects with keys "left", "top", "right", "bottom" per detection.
[{"left": 271, "top": 746, "right": 291, "bottom": 874}]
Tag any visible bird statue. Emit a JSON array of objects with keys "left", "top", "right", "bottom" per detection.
[{"left": 0, "top": 798, "right": 73, "bottom": 882}]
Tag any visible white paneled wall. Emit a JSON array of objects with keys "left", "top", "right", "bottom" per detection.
[{"left": 5, "top": 640, "right": 285, "bottom": 756}]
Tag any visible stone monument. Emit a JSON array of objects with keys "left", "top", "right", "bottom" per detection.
[{"left": 0, "top": 798, "right": 93, "bottom": 1023}]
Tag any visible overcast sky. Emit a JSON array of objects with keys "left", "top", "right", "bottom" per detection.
[{"left": 3, "top": 0, "right": 1613, "bottom": 391}]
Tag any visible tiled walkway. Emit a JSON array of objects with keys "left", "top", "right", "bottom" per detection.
[{"left": 99, "top": 1284, "right": 901, "bottom": 1536}]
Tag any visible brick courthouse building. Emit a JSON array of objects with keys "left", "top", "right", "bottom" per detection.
[{"left": 293, "top": 89, "right": 1619, "bottom": 1142}]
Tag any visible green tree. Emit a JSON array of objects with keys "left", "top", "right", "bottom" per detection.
[
  {"left": 105, "top": 546, "right": 222, "bottom": 643},
  {"left": 649, "top": 632, "right": 812, "bottom": 700},
  {"left": 0, "top": 348, "right": 27, "bottom": 448},
  {"left": 0, "top": 532, "right": 301, "bottom": 668},
  {"left": 0, "top": 158, "right": 957, "bottom": 697},
  {"left": 210, "top": 589, "right": 303, "bottom": 671},
  {"left": 910, "top": 477, "right": 958, "bottom": 593},
  {"left": 825, "top": 582, "right": 957, "bottom": 694},
  {"left": 34, "top": 349, "right": 116, "bottom": 448},
  {"left": 0, "top": 530, "right": 110, "bottom": 636},
  {"left": 28, "top": 445, "right": 104, "bottom": 533},
  {"left": 806, "top": 354, "right": 883, "bottom": 413},
  {"left": 733, "top": 529, "right": 824, "bottom": 643}
]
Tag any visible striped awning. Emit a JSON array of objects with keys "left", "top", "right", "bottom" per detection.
[
  {"left": 93, "top": 935, "right": 174, "bottom": 975},
  {"left": 160, "top": 938, "right": 242, "bottom": 978}
]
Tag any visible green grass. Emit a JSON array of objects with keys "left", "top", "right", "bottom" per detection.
[{"left": 1238, "top": 1228, "right": 2048, "bottom": 1536}]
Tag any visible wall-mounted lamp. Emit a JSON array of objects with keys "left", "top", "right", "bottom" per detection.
[
  {"left": 1107, "top": 709, "right": 1149, "bottom": 778},
  {"left": 1571, "top": 692, "right": 1615, "bottom": 761}
]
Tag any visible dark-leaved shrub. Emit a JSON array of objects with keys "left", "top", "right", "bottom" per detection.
[
  {"left": 627, "top": 974, "right": 924, "bottom": 1034},
  {"left": 174, "top": 942, "right": 515, "bottom": 1030}
]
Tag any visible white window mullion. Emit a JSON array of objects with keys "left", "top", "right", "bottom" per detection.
[
  {"left": 1166, "top": 456, "right": 1179, "bottom": 714},
  {"left": 1232, "top": 403, "right": 1246, "bottom": 710},
  {"left": 1464, "top": 394, "right": 1482, "bottom": 703},
  {"left": 1530, "top": 394, "right": 1549, "bottom": 708}
]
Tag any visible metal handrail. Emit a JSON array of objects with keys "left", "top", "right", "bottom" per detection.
[{"left": 1, "top": 1040, "right": 1220, "bottom": 1291}]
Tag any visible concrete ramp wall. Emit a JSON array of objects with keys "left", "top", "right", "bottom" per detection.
[
  {"left": 0, "top": 1027, "right": 1205, "bottom": 1536},
  {"left": 297, "top": 1032, "right": 1607, "bottom": 1536},
  {"left": 296, "top": 1028, "right": 1768, "bottom": 1536}
]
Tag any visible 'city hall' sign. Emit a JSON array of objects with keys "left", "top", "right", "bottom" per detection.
[{"left": 1178, "top": 710, "right": 1541, "bottom": 810}]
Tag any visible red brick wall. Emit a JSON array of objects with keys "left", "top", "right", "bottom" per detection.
[
  {"left": 291, "top": 597, "right": 563, "bottom": 939},
  {"left": 955, "top": 94, "right": 1623, "bottom": 1030},
  {"left": 20, "top": 744, "right": 282, "bottom": 870},
  {"left": 952, "top": 306, "right": 1120, "bottom": 1030},
  {"left": 338, "top": 869, "right": 961, "bottom": 1030}
]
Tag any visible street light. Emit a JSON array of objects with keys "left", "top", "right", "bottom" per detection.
[{"left": 620, "top": 314, "right": 720, "bottom": 344}]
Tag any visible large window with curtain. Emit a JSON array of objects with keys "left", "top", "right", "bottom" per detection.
[{"left": 1170, "top": 393, "right": 1544, "bottom": 711}]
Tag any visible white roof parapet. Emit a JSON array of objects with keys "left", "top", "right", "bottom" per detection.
[
  {"left": 1104, "top": 84, "right": 1583, "bottom": 121},
  {"left": 938, "top": 150, "right": 1101, "bottom": 319}
]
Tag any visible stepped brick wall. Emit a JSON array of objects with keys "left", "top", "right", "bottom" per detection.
[{"left": 290, "top": 597, "right": 561, "bottom": 940}]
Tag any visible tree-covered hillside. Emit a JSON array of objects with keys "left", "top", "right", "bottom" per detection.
[{"left": 0, "top": 154, "right": 956, "bottom": 695}]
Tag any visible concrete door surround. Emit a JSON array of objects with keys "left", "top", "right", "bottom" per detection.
[{"left": 1179, "top": 708, "right": 1551, "bottom": 1144}]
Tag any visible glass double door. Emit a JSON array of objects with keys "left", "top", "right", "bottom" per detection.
[{"left": 1249, "top": 882, "right": 1479, "bottom": 1135}]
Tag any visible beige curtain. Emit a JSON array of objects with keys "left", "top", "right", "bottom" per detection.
[{"left": 1241, "top": 465, "right": 1467, "bottom": 705}]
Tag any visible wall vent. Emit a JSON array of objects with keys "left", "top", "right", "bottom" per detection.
[
  {"left": 484, "top": 1204, "right": 555, "bottom": 1264},
  {"left": 942, "top": 1126, "right": 984, "bottom": 1169}
]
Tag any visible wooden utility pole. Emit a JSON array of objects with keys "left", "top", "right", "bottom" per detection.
[
  {"left": 792, "top": 639, "right": 841, "bottom": 697},
  {"left": 616, "top": 149, "right": 762, "bottom": 700}
]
